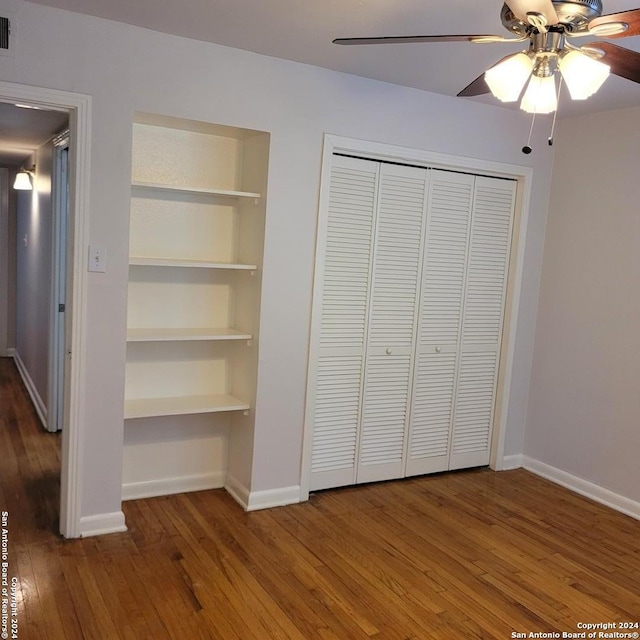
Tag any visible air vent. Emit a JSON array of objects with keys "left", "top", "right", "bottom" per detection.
[{"left": 0, "top": 17, "right": 9, "bottom": 50}]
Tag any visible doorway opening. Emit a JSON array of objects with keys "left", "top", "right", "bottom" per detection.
[{"left": 0, "top": 80, "right": 91, "bottom": 538}]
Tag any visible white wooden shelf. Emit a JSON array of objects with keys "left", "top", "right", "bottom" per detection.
[
  {"left": 127, "top": 327, "right": 252, "bottom": 342},
  {"left": 131, "top": 181, "right": 260, "bottom": 200},
  {"left": 129, "top": 256, "right": 257, "bottom": 270},
  {"left": 124, "top": 394, "right": 250, "bottom": 419}
]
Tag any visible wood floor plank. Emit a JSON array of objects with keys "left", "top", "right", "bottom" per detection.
[
  {"left": 2, "top": 357, "right": 640, "bottom": 639},
  {"left": 178, "top": 501, "right": 356, "bottom": 639},
  {"left": 27, "top": 542, "right": 84, "bottom": 640},
  {"left": 14, "top": 544, "right": 51, "bottom": 640}
]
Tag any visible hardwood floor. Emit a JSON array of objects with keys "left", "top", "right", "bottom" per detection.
[{"left": 2, "top": 356, "right": 639, "bottom": 639}]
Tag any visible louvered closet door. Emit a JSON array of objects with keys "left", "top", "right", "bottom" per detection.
[
  {"left": 309, "top": 156, "right": 379, "bottom": 491},
  {"left": 357, "top": 164, "right": 429, "bottom": 484},
  {"left": 406, "top": 170, "right": 475, "bottom": 477},
  {"left": 449, "top": 176, "right": 516, "bottom": 469}
]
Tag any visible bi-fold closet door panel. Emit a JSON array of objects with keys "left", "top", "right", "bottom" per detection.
[
  {"left": 406, "top": 172, "right": 515, "bottom": 475},
  {"left": 406, "top": 170, "right": 475, "bottom": 476},
  {"left": 357, "top": 163, "right": 429, "bottom": 484},
  {"left": 308, "top": 156, "right": 429, "bottom": 490},
  {"left": 449, "top": 176, "right": 515, "bottom": 470},
  {"left": 309, "top": 156, "right": 379, "bottom": 491}
]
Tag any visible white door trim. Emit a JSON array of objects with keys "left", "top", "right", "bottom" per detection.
[
  {"left": 48, "top": 131, "right": 70, "bottom": 434},
  {"left": 0, "top": 81, "right": 92, "bottom": 539},
  {"left": 300, "top": 134, "right": 533, "bottom": 500}
]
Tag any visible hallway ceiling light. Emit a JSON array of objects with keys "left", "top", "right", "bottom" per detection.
[{"left": 13, "top": 166, "right": 35, "bottom": 190}]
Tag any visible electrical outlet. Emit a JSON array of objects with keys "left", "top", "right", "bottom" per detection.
[{"left": 88, "top": 245, "right": 107, "bottom": 273}]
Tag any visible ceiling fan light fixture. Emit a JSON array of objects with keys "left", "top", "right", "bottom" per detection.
[
  {"left": 559, "top": 49, "right": 610, "bottom": 99},
  {"left": 485, "top": 52, "right": 534, "bottom": 102},
  {"left": 520, "top": 74, "right": 557, "bottom": 113}
]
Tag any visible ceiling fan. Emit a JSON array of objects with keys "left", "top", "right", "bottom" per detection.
[{"left": 334, "top": 0, "right": 640, "bottom": 139}]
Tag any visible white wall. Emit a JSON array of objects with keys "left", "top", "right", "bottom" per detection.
[
  {"left": 0, "top": 0, "right": 555, "bottom": 524},
  {"left": 526, "top": 106, "right": 640, "bottom": 505},
  {"left": 3, "top": 169, "right": 17, "bottom": 353},
  {"left": 14, "top": 143, "right": 53, "bottom": 409},
  {"left": 0, "top": 168, "right": 10, "bottom": 356}
]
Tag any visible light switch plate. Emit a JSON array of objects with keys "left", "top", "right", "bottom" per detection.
[{"left": 88, "top": 245, "right": 107, "bottom": 273}]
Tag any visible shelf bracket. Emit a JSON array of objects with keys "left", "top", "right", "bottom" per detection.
[
  {"left": 243, "top": 410, "right": 250, "bottom": 416},
  {"left": 246, "top": 339, "right": 253, "bottom": 347}
]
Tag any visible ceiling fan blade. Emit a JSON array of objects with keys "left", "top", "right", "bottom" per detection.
[
  {"left": 457, "top": 73, "right": 490, "bottom": 97},
  {"left": 333, "top": 34, "right": 506, "bottom": 45},
  {"left": 504, "top": 0, "right": 559, "bottom": 25},
  {"left": 458, "top": 54, "right": 521, "bottom": 97},
  {"left": 589, "top": 8, "right": 640, "bottom": 38},
  {"left": 586, "top": 41, "right": 640, "bottom": 84}
]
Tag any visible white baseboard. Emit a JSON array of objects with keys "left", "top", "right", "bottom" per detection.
[
  {"left": 246, "top": 485, "right": 301, "bottom": 511},
  {"left": 224, "top": 474, "right": 251, "bottom": 510},
  {"left": 522, "top": 456, "right": 640, "bottom": 521},
  {"left": 1, "top": 348, "right": 15, "bottom": 358},
  {"left": 500, "top": 454, "right": 523, "bottom": 471},
  {"left": 79, "top": 511, "right": 127, "bottom": 537},
  {"left": 225, "top": 475, "right": 301, "bottom": 512},
  {"left": 12, "top": 350, "right": 47, "bottom": 428},
  {"left": 122, "top": 471, "right": 226, "bottom": 501}
]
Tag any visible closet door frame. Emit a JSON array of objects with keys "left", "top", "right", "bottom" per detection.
[{"left": 300, "top": 134, "right": 533, "bottom": 502}]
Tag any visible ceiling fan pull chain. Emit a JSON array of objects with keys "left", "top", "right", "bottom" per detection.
[
  {"left": 548, "top": 77, "right": 563, "bottom": 146},
  {"left": 522, "top": 109, "right": 537, "bottom": 154}
]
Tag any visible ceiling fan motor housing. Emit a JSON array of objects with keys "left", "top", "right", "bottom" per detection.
[
  {"left": 501, "top": 0, "right": 603, "bottom": 34},
  {"left": 554, "top": 0, "right": 603, "bottom": 30}
]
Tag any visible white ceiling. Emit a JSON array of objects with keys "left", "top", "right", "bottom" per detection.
[
  {"left": 0, "top": 2, "right": 637, "bottom": 163},
  {"left": 25, "top": 0, "right": 640, "bottom": 118}
]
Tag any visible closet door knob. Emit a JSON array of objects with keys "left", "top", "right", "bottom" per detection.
[
  {"left": 435, "top": 346, "right": 441, "bottom": 353},
  {"left": 386, "top": 348, "right": 393, "bottom": 355}
]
